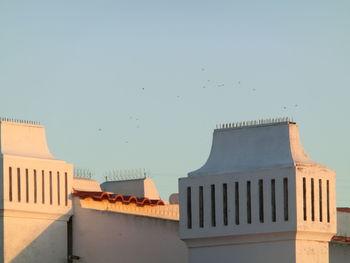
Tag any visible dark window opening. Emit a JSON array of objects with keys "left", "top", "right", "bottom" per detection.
[
  {"left": 199, "top": 186, "right": 204, "bottom": 228},
  {"left": 42, "top": 170, "right": 45, "bottom": 204},
  {"left": 17, "top": 168, "right": 21, "bottom": 202},
  {"left": 49, "top": 171, "right": 53, "bottom": 205},
  {"left": 9, "top": 167, "right": 12, "bottom": 202},
  {"left": 311, "top": 178, "right": 315, "bottom": 221},
  {"left": 235, "top": 182, "right": 239, "bottom": 225},
  {"left": 327, "top": 180, "right": 330, "bottom": 223},
  {"left": 259, "top": 179, "right": 264, "bottom": 223},
  {"left": 187, "top": 187, "right": 192, "bottom": 229},
  {"left": 319, "top": 179, "right": 322, "bottom": 222},
  {"left": 34, "top": 170, "right": 37, "bottom": 203},
  {"left": 247, "top": 181, "right": 251, "bottom": 224},
  {"left": 211, "top": 184, "right": 216, "bottom": 227},
  {"left": 283, "top": 178, "right": 289, "bottom": 221},
  {"left": 65, "top": 172, "right": 68, "bottom": 206},
  {"left": 26, "top": 169, "right": 29, "bottom": 203},
  {"left": 223, "top": 183, "right": 228, "bottom": 226},
  {"left": 57, "top": 172, "right": 60, "bottom": 205},
  {"left": 303, "top": 177, "right": 307, "bottom": 221},
  {"left": 271, "top": 179, "right": 276, "bottom": 222}
]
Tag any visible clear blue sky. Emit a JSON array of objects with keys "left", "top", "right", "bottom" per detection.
[{"left": 0, "top": 0, "right": 349, "bottom": 205}]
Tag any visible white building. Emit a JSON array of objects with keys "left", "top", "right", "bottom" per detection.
[
  {"left": 179, "top": 119, "right": 346, "bottom": 263},
  {"left": 0, "top": 117, "right": 348, "bottom": 263}
]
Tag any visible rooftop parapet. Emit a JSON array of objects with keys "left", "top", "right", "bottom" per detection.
[
  {"left": 189, "top": 117, "right": 317, "bottom": 177},
  {"left": 0, "top": 118, "right": 55, "bottom": 159}
]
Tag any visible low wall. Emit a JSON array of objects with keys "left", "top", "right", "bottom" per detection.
[{"left": 72, "top": 198, "right": 187, "bottom": 263}]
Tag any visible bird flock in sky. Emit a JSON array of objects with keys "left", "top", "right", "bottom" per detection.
[{"left": 97, "top": 67, "right": 299, "bottom": 145}]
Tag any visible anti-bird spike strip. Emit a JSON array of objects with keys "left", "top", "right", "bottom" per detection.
[{"left": 217, "top": 117, "right": 293, "bottom": 130}]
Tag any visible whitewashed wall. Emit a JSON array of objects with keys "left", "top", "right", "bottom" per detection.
[{"left": 72, "top": 197, "right": 187, "bottom": 263}]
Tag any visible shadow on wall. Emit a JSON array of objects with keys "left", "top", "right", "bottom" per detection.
[{"left": 6, "top": 214, "right": 70, "bottom": 263}]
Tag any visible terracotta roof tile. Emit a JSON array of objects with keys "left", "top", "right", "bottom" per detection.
[
  {"left": 332, "top": 236, "right": 350, "bottom": 244},
  {"left": 337, "top": 207, "right": 350, "bottom": 213},
  {"left": 73, "top": 190, "right": 165, "bottom": 206}
]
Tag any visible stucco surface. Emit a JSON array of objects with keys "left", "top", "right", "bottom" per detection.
[
  {"left": 329, "top": 243, "right": 350, "bottom": 263},
  {"left": 0, "top": 121, "right": 73, "bottom": 263},
  {"left": 0, "top": 121, "right": 55, "bottom": 159},
  {"left": 73, "top": 197, "right": 187, "bottom": 263},
  {"left": 189, "top": 122, "right": 316, "bottom": 177},
  {"left": 101, "top": 178, "right": 160, "bottom": 199},
  {"left": 73, "top": 178, "right": 102, "bottom": 192},
  {"left": 180, "top": 121, "right": 337, "bottom": 263}
]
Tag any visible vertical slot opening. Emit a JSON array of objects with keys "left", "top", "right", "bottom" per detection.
[
  {"left": 223, "top": 183, "right": 228, "bottom": 226},
  {"left": 65, "top": 172, "right": 68, "bottom": 206},
  {"left": 319, "top": 179, "right": 322, "bottom": 222},
  {"left": 17, "top": 168, "right": 21, "bottom": 202},
  {"left": 49, "top": 171, "right": 53, "bottom": 205},
  {"left": 26, "top": 169, "right": 29, "bottom": 203},
  {"left": 57, "top": 172, "right": 60, "bottom": 205},
  {"left": 271, "top": 179, "right": 276, "bottom": 222},
  {"left": 187, "top": 187, "right": 192, "bottom": 229},
  {"left": 311, "top": 178, "right": 315, "bottom": 221},
  {"left": 211, "top": 184, "right": 216, "bottom": 227},
  {"left": 247, "top": 181, "right": 251, "bottom": 224},
  {"left": 283, "top": 178, "right": 289, "bottom": 221},
  {"left": 34, "top": 170, "right": 37, "bottom": 203},
  {"left": 327, "top": 180, "right": 330, "bottom": 223},
  {"left": 303, "top": 177, "right": 307, "bottom": 221},
  {"left": 42, "top": 170, "right": 45, "bottom": 204},
  {"left": 9, "top": 167, "right": 13, "bottom": 202},
  {"left": 199, "top": 186, "right": 204, "bottom": 228},
  {"left": 235, "top": 182, "right": 239, "bottom": 225},
  {"left": 259, "top": 179, "right": 264, "bottom": 223}
]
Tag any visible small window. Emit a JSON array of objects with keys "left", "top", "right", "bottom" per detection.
[
  {"left": 247, "top": 181, "right": 251, "bottom": 224},
  {"left": 211, "top": 184, "right": 216, "bottom": 227},
  {"left": 49, "top": 171, "right": 53, "bottom": 205},
  {"left": 42, "top": 170, "right": 45, "bottom": 204},
  {"left": 303, "top": 177, "right": 307, "bottom": 221},
  {"left": 26, "top": 169, "right": 29, "bottom": 203},
  {"left": 223, "top": 183, "right": 228, "bottom": 226},
  {"left": 57, "top": 172, "right": 60, "bottom": 206},
  {"left": 283, "top": 178, "right": 289, "bottom": 221},
  {"left": 271, "top": 179, "right": 276, "bottom": 222},
  {"left": 17, "top": 168, "right": 21, "bottom": 202},
  {"left": 187, "top": 187, "right": 192, "bottom": 229},
  {"left": 327, "top": 180, "right": 330, "bottom": 223},
  {"left": 65, "top": 172, "right": 68, "bottom": 206},
  {"left": 235, "top": 182, "right": 239, "bottom": 225},
  {"left": 34, "top": 170, "right": 37, "bottom": 203},
  {"left": 259, "top": 179, "right": 264, "bottom": 223},
  {"left": 199, "top": 186, "right": 204, "bottom": 228},
  {"left": 311, "top": 178, "right": 315, "bottom": 221},
  {"left": 9, "top": 167, "right": 13, "bottom": 202},
  {"left": 319, "top": 179, "right": 322, "bottom": 222}
]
